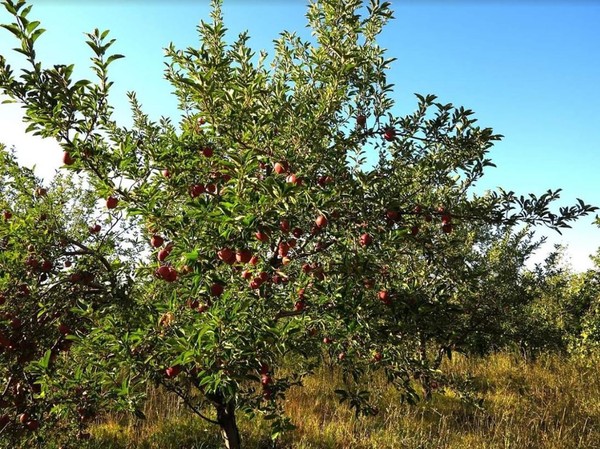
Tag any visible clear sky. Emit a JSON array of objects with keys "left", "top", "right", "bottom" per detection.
[{"left": 1, "top": 0, "right": 599, "bottom": 271}]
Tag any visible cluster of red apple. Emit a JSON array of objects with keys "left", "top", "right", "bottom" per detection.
[
  {"left": 272, "top": 160, "right": 304, "bottom": 186},
  {"left": 151, "top": 236, "right": 179, "bottom": 283},
  {"left": 218, "top": 246, "right": 285, "bottom": 291},
  {"left": 162, "top": 154, "right": 231, "bottom": 198},
  {"left": 17, "top": 412, "right": 40, "bottom": 431},
  {"left": 400, "top": 205, "right": 454, "bottom": 236},
  {"left": 62, "top": 148, "right": 96, "bottom": 167},
  {"left": 85, "top": 196, "right": 118, "bottom": 237},
  {"left": 24, "top": 254, "right": 53, "bottom": 274}
]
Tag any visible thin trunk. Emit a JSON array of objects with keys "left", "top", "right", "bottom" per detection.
[
  {"left": 418, "top": 333, "right": 432, "bottom": 400},
  {"left": 215, "top": 399, "right": 241, "bottom": 449}
]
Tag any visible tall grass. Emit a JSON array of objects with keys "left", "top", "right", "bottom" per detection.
[{"left": 87, "top": 351, "right": 600, "bottom": 449}]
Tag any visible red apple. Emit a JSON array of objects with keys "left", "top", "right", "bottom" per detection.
[
  {"left": 236, "top": 249, "right": 252, "bottom": 264},
  {"left": 0, "top": 414, "right": 9, "bottom": 428},
  {"left": 249, "top": 278, "right": 262, "bottom": 289},
  {"left": 162, "top": 169, "right": 171, "bottom": 178},
  {"left": 157, "top": 245, "right": 172, "bottom": 261},
  {"left": 442, "top": 223, "right": 453, "bottom": 234},
  {"left": 25, "top": 419, "right": 40, "bottom": 431},
  {"left": 166, "top": 268, "right": 178, "bottom": 282},
  {"left": 218, "top": 248, "right": 236, "bottom": 265},
  {"left": 40, "top": 259, "right": 53, "bottom": 272},
  {"left": 323, "top": 337, "right": 333, "bottom": 344},
  {"left": 315, "top": 214, "right": 328, "bottom": 228},
  {"left": 383, "top": 127, "right": 396, "bottom": 141},
  {"left": 292, "top": 227, "right": 304, "bottom": 238},
  {"left": 156, "top": 265, "right": 169, "bottom": 279},
  {"left": 25, "top": 256, "right": 40, "bottom": 270},
  {"left": 35, "top": 187, "right": 47, "bottom": 197},
  {"left": 63, "top": 151, "right": 75, "bottom": 166},
  {"left": 386, "top": 210, "right": 400, "bottom": 221},
  {"left": 359, "top": 233, "right": 373, "bottom": 247},
  {"left": 187, "top": 299, "right": 199, "bottom": 309},
  {"left": 89, "top": 224, "right": 101, "bottom": 234},
  {"left": 262, "top": 387, "right": 273, "bottom": 400},
  {"left": 278, "top": 242, "right": 289, "bottom": 257},
  {"left": 10, "top": 316, "right": 22, "bottom": 329},
  {"left": 157, "top": 265, "right": 178, "bottom": 282},
  {"left": 294, "top": 300, "right": 305, "bottom": 312},
  {"left": 411, "top": 225, "right": 419, "bottom": 236},
  {"left": 202, "top": 147, "right": 214, "bottom": 157},
  {"left": 241, "top": 270, "right": 252, "bottom": 280},
  {"left": 249, "top": 255, "right": 259, "bottom": 265},
  {"left": 280, "top": 219, "right": 290, "bottom": 233},
  {"left": 255, "top": 230, "right": 269, "bottom": 243},
  {"left": 274, "top": 162, "right": 288, "bottom": 174},
  {"left": 206, "top": 183, "right": 217, "bottom": 194},
  {"left": 373, "top": 352, "right": 383, "bottom": 362},
  {"left": 189, "top": 184, "right": 205, "bottom": 198},
  {"left": 272, "top": 274, "right": 284, "bottom": 284},
  {"left": 151, "top": 235, "right": 164, "bottom": 248},
  {"left": 165, "top": 365, "right": 182, "bottom": 378},
  {"left": 317, "top": 175, "right": 334, "bottom": 187},
  {"left": 356, "top": 114, "right": 367, "bottom": 127},
  {"left": 261, "top": 374, "right": 273, "bottom": 385},
  {"left": 210, "top": 283, "right": 224, "bottom": 297},
  {"left": 18, "top": 284, "right": 30, "bottom": 296},
  {"left": 378, "top": 290, "right": 391, "bottom": 305},
  {"left": 58, "top": 323, "right": 71, "bottom": 335},
  {"left": 106, "top": 196, "right": 119, "bottom": 209},
  {"left": 286, "top": 173, "right": 299, "bottom": 185}
]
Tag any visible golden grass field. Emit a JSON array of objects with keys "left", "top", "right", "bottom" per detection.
[{"left": 89, "top": 351, "right": 600, "bottom": 449}]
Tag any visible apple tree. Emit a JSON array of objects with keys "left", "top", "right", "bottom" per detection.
[
  {"left": 572, "top": 244, "right": 600, "bottom": 358},
  {"left": 0, "top": 145, "right": 144, "bottom": 447},
  {"left": 0, "top": 0, "right": 597, "bottom": 447}
]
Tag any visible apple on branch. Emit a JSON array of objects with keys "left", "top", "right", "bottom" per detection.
[{"left": 106, "top": 196, "right": 119, "bottom": 209}]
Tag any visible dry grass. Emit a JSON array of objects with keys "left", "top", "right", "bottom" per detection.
[{"left": 86, "top": 351, "right": 600, "bottom": 449}]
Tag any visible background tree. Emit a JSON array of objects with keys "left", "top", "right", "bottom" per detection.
[{"left": 0, "top": 145, "right": 143, "bottom": 447}]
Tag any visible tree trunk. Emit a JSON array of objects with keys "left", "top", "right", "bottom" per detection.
[
  {"left": 215, "top": 399, "right": 241, "bottom": 449},
  {"left": 418, "top": 333, "right": 432, "bottom": 401}
]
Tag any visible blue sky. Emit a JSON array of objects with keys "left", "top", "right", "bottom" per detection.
[{"left": 1, "top": 1, "right": 599, "bottom": 271}]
